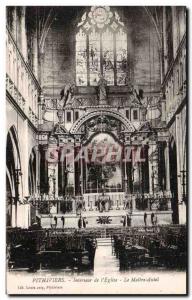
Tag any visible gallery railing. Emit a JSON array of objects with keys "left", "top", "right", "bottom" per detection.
[
  {"left": 163, "top": 33, "right": 186, "bottom": 124},
  {"left": 6, "top": 27, "right": 41, "bottom": 128}
]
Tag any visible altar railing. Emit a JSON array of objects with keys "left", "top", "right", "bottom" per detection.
[{"left": 134, "top": 195, "right": 172, "bottom": 211}]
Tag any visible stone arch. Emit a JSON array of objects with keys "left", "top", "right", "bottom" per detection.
[
  {"left": 7, "top": 125, "right": 22, "bottom": 171},
  {"left": 6, "top": 126, "right": 22, "bottom": 190},
  {"left": 6, "top": 125, "right": 23, "bottom": 226},
  {"left": 70, "top": 109, "right": 135, "bottom": 134},
  {"left": 83, "top": 130, "right": 123, "bottom": 147},
  {"left": 6, "top": 169, "right": 13, "bottom": 226}
]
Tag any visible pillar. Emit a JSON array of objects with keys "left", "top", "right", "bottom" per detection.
[
  {"left": 148, "top": 142, "right": 159, "bottom": 195},
  {"left": 65, "top": 140, "right": 75, "bottom": 196},
  {"left": 164, "top": 140, "right": 172, "bottom": 210},
  {"left": 132, "top": 145, "right": 143, "bottom": 194},
  {"left": 74, "top": 143, "right": 81, "bottom": 195},
  {"left": 21, "top": 119, "right": 29, "bottom": 198},
  {"left": 58, "top": 145, "right": 66, "bottom": 196},
  {"left": 20, "top": 7, "right": 27, "bottom": 61},
  {"left": 32, "top": 30, "right": 38, "bottom": 78},
  {"left": 176, "top": 114, "right": 186, "bottom": 224},
  {"left": 40, "top": 145, "right": 48, "bottom": 194},
  {"left": 124, "top": 144, "right": 132, "bottom": 194},
  {"left": 35, "top": 145, "right": 40, "bottom": 194},
  {"left": 175, "top": 114, "right": 182, "bottom": 203},
  {"left": 80, "top": 143, "right": 84, "bottom": 195},
  {"left": 38, "top": 93, "right": 46, "bottom": 125},
  {"left": 164, "top": 140, "right": 171, "bottom": 192},
  {"left": 171, "top": 7, "right": 178, "bottom": 59},
  {"left": 142, "top": 145, "right": 149, "bottom": 194},
  {"left": 12, "top": 7, "right": 17, "bottom": 41},
  {"left": 163, "top": 7, "right": 168, "bottom": 74}
]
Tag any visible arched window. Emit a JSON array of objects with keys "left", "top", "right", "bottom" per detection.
[{"left": 76, "top": 6, "right": 127, "bottom": 87}]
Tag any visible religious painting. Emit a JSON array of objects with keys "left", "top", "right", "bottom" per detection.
[{"left": 86, "top": 133, "right": 123, "bottom": 192}]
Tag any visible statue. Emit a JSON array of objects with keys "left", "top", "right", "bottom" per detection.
[
  {"left": 48, "top": 169, "right": 56, "bottom": 197},
  {"left": 60, "top": 83, "right": 75, "bottom": 108},
  {"left": 97, "top": 73, "right": 108, "bottom": 105},
  {"left": 57, "top": 109, "right": 64, "bottom": 123}
]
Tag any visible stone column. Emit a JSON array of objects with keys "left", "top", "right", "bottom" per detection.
[
  {"left": 80, "top": 143, "right": 84, "bottom": 195},
  {"left": 148, "top": 142, "right": 159, "bottom": 195},
  {"left": 38, "top": 93, "right": 45, "bottom": 125},
  {"left": 175, "top": 114, "right": 182, "bottom": 203},
  {"left": 131, "top": 195, "right": 136, "bottom": 210},
  {"left": 164, "top": 140, "right": 172, "bottom": 210},
  {"left": 40, "top": 145, "right": 48, "bottom": 194},
  {"left": 44, "top": 146, "right": 49, "bottom": 194},
  {"left": 74, "top": 142, "right": 81, "bottom": 196},
  {"left": 21, "top": 119, "right": 29, "bottom": 198},
  {"left": 163, "top": 7, "right": 168, "bottom": 74},
  {"left": 20, "top": 7, "right": 27, "bottom": 61},
  {"left": 164, "top": 140, "right": 171, "bottom": 192},
  {"left": 132, "top": 146, "right": 142, "bottom": 194},
  {"left": 32, "top": 30, "right": 38, "bottom": 78},
  {"left": 35, "top": 145, "right": 40, "bottom": 194},
  {"left": 124, "top": 145, "right": 130, "bottom": 194},
  {"left": 12, "top": 8, "right": 17, "bottom": 41},
  {"left": 124, "top": 135, "right": 132, "bottom": 194},
  {"left": 65, "top": 140, "right": 75, "bottom": 196},
  {"left": 47, "top": 142, "right": 58, "bottom": 198},
  {"left": 133, "top": 162, "right": 140, "bottom": 194},
  {"left": 58, "top": 145, "right": 65, "bottom": 196},
  {"left": 171, "top": 7, "right": 178, "bottom": 59},
  {"left": 160, "top": 92, "right": 166, "bottom": 122},
  {"left": 131, "top": 146, "right": 141, "bottom": 211}
]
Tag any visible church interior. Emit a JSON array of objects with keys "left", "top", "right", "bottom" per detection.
[{"left": 6, "top": 6, "right": 187, "bottom": 273}]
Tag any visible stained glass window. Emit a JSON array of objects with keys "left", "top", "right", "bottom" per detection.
[
  {"left": 102, "top": 28, "right": 114, "bottom": 85},
  {"left": 116, "top": 28, "right": 127, "bottom": 86},
  {"left": 76, "top": 29, "right": 87, "bottom": 86},
  {"left": 89, "top": 29, "right": 100, "bottom": 86},
  {"left": 76, "top": 6, "right": 127, "bottom": 87}
]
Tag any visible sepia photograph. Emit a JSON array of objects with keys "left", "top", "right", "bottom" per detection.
[{"left": 5, "top": 4, "right": 187, "bottom": 295}]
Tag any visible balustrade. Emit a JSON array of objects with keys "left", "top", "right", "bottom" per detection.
[
  {"left": 135, "top": 195, "right": 172, "bottom": 211},
  {"left": 6, "top": 27, "right": 41, "bottom": 127}
]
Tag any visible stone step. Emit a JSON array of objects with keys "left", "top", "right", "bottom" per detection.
[
  {"left": 97, "top": 240, "right": 112, "bottom": 244},
  {"left": 97, "top": 238, "right": 112, "bottom": 245},
  {"left": 97, "top": 244, "right": 111, "bottom": 247},
  {"left": 97, "top": 238, "right": 112, "bottom": 241}
]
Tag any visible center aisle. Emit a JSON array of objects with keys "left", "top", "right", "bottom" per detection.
[{"left": 94, "top": 237, "right": 120, "bottom": 275}]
